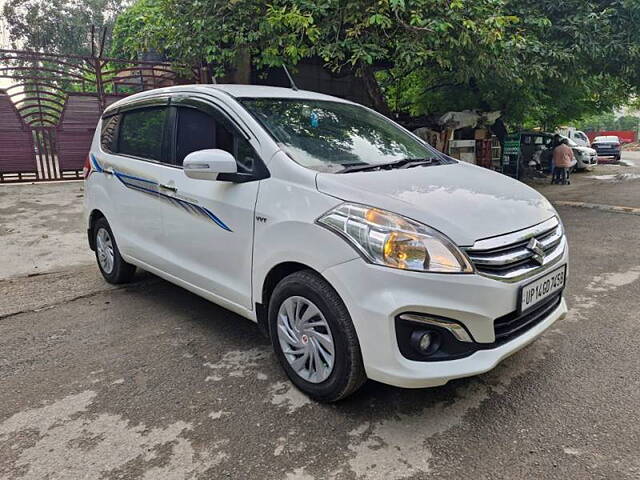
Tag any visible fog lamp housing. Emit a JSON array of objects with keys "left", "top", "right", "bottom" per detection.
[
  {"left": 395, "top": 313, "right": 478, "bottom": 361},
  {"left": 410, "top": 330, "right": 439, "bottom": 355}
]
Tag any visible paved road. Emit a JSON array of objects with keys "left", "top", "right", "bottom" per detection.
[
  {"left": 534, "top": 150, "right": 640, "bottom": 210},
  {"left": 1, "top": 155, "right": 640, "bottom": 479}
]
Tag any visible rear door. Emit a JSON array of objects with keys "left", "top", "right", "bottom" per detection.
[
  {"left": 97, "top": 98, "right": 179, "bottom": 270},
  {"left": 157, "top": 97, "right": 266, "bottom": 310}
]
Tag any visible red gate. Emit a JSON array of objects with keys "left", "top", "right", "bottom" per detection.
[{"left": 0, "top": 49, "right": 202, "bottom": 182}]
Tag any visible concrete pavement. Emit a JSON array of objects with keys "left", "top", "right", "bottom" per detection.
[
  {"left": 0, "top": 181, "right": 91, "bottom": 280},
  {"left": 1, "top": 153, "right": 640, "bottom": 479}
]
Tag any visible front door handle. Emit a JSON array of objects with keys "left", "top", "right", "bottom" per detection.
[{"left": 159, "top": 183, "right": 177, "bottom": 192}]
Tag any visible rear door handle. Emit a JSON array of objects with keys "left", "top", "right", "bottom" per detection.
[
  {"left": 103, "top": 167, "right": 114, "bottom": 176},
  {"left": 159, "top": 183, "right": 177, "bottom": 192}
]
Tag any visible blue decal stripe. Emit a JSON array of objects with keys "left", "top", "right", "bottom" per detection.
[
  {"left": 90, "top": 156, "right": 232, "bottom": 232},
  {"left": 201, "top": 208, "right": 232, "bottom": 232},
  {"left": 115, "top": 171, "right": 157, "bottom": 185},
  {"left": 90, "top": 154, "right": 104, "bottom": 173}
]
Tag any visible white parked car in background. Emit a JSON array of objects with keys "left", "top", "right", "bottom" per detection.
[
  {"left": 563, "top": 136, "right": 598, "bottom": 170},
  {"left": 556, "top": 127, "right": 590, "bottom": 147},
  {"left": 84, "top": 85, "right": 568, "bottom": 402}
]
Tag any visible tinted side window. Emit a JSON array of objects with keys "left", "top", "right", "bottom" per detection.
[
  {"left": 118, "top": 107, "right": 167, "bottom": 161},
  {"left": 175, "top": 108, "right": 216, "bottom": 165},
  {"left": 174, "top": 107, "right": 257, "bottom": 172},
  {"left": 235, "top": 136, "right": 256, "bottom": 173},
  {"left": 100, "top": 114, "right": 120, "bottom": 152}
]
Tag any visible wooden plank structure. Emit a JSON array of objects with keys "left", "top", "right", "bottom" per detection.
[{"left": 0, "top": 45, "right": 200, "bottom": 182}]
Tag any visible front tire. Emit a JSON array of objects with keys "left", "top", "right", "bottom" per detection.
[
  {"left": 268, "top": 270, "right": 366, "bottom": 402},
  {"left": 93, "top": 217, "right": 136, "bottom": 284}
]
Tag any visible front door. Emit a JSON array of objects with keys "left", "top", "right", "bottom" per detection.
[{"left": 157, "top": 101, "right": 262, "bottom": 310}]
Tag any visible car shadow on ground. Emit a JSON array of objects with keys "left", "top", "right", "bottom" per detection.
[{"left": 119, "top": 268, "right": 530, "bottom": 418}]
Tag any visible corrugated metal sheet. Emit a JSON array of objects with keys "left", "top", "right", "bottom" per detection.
[{"left": 0, "top": 94, "right": 36, "bottom": 174}]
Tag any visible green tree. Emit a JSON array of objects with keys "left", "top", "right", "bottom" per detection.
[
  {"left": 616, "top": 115, "right": 640, "bottom": 131},
  {"left": 111, "top": 0, "right": 538, "bottom": 114},
  {"left": 2, "top": 0, "right": 130, "bottom": 127},
  {"left": 2, "top": 0, "right": 128, "bottom": 55},
  {"left": 109, "top": 0, "right": 640, "bottom": 126}
]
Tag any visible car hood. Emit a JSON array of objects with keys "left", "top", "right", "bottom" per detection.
[
  {"left": 316, "top": 162, "right": 557, "bottom": 246},
  {"left": 572, "top": 146, "right": 596, "bottom": 155}
]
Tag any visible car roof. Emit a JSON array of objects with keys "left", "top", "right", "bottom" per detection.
[
  {"left": 104, "top": 84, "right": 354, "bottom": 115},
  {"left": 594, "top": 135, "right": 619, "bottom": 141}
]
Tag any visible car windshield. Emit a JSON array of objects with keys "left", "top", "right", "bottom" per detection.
[{"left": 240, "top": 98, "right": 447, "bottom": 173}]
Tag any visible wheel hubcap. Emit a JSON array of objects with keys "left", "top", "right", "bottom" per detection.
[
  {"left": 276, "top": 296, "right": 335, "bottom": 384},
  {"left": 96, "top": 228, "right": 115, "bottom": 274}
]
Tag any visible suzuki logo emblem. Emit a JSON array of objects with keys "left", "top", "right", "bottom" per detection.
[{"left": 526, "top": 238, "right": 545, "bottom": 265}]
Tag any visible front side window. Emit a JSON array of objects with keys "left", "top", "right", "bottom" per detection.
[
  {"left": 118, "top": 107, "right": 167, "bottom": 161},
  {"left": 240, "top": 98, "right": 443, "bottom": 173},
  {"left": 175, "top": 108, "right": 216, "bottom": 165},
  {"left": 175, "top": 106, "right": 257, "bottom": 172}
]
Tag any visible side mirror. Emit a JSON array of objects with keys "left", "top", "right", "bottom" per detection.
[{"left": 183, "top": 149, "right": 237, "bottom": 180}]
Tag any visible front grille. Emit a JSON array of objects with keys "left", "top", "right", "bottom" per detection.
[
  {"left": 464, "top": 217, "right": 565, "bottom": 282},
  {"left": 493, "top": 293, "right": 562, "bottom": 344}
]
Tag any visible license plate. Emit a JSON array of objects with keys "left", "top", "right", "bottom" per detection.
[{"left": 519, "top": 265, "right": 566, "bottom": 313}]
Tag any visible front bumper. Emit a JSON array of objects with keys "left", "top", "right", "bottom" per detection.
[
  {"left": 322, "top": 248, "right": 569, "bottom": 388},
  {"left": 576, "top": 155, "right": 598, "bottom": 169}
]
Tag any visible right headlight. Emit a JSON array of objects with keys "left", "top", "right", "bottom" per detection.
[{"left": 317, "top": 203, "right": 473, "bottom": 273}]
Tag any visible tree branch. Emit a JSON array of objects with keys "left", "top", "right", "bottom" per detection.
[{"left": 360, "top": 63, "right": 392, "bottom": 117}]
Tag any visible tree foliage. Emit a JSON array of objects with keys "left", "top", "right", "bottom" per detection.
[
  {"left": 577, "top": 112, "right": 640, "bottom": 132},
  {"left": 106, "top": 0, "right": 640, "bottom": 126},
  {"left": 2, "top": 0, "right": 127, "bottom": 55}
]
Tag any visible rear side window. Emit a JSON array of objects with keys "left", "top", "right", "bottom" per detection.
[
  {"left": 118, "top": 107, "right": 167, "bottom": 161},
  {"left": 100, "top": 115, "right": 120, "bottom": 152}
]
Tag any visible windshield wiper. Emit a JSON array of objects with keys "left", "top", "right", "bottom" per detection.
[{"left": 337, "top": 157, "right": 440, "bottom": 174}]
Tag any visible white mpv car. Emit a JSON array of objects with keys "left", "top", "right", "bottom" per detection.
[{"left": 84, "top": 85, "right": 568, "bottom": 402}]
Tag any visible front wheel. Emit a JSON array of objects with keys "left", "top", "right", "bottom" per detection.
[{"left": 268, "top": 270, "right": 366, "bottom": 402}]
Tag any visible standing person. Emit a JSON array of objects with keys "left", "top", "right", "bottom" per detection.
[
  {"left": 548, "top": 134, "right": 561, "bottom": 183},
  {"left": 553, "top": 138, "right": 573, "bottom": 185}
]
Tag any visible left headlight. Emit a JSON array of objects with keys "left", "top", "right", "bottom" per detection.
[{"left": 317, "top": 203, "right": 473, "bottom": 273}]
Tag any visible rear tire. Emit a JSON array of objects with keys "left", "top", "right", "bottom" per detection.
[
  {"left": 93, "top": 217, "right": 136, "bottom": 284},
  {"left": 268, "top": 270, "right": 366, "bottom": 402}
]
